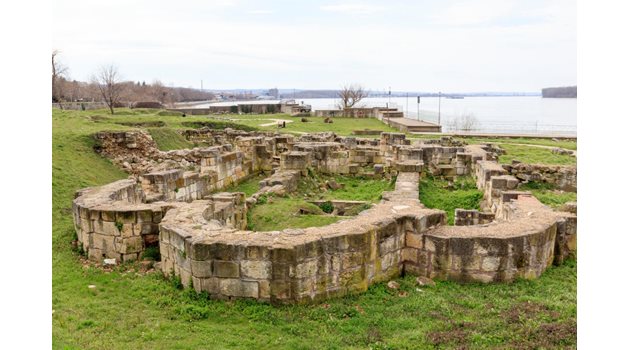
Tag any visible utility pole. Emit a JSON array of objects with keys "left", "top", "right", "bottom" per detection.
[
  {"left": 388, "top": 86, "right": 391, "bottom": 110},
  {"left": 417, "top": 96, "right": 420, "bottom": 121},
  {"left": 438, "top": 91, "right": 442, "bottom": 126},
  {"left": 406, "top": 92, "right": 409, "bottom": 117},
  {"left": 201, "top": 80, "right": 203, "bottom": 91}
]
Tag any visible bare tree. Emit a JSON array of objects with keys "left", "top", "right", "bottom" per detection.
[
  {"left": 337, "top": 84, "right": 368, "bottom": 113},
  {"left": 446, "top": 113, "right": 480, "bottom": 132},
  {"left": 52, "top": 50, "right": 69, "bottom": 102},
  {"left": 91, "top": 65, "right": 124, "bottom": 114}
]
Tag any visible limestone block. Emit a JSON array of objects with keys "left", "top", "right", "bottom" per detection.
[
  {"left": 295, "top": 259, "right": 319, "bottom": 278},
  {"left": 270, "top": 280, "right": 292, "bottom": 300},
  {"left": 213, "top": 260, "right": 240, "bottom": 278},
  {"left": 191, "top": 260, "right": 213, "bottom": 278},
  {"left": 219, "top": 279, "right": 259, "bottom": 298},
  {"left": 116, "top": 236, "right": 143, "bottom": 254},
  {"left": 240, "top": 260, "right": 271, "bottom": 280},
  {"left": 116, "top": 211, "right": 136, "bottom": 224},
  {"left": 481, "top": 256, "right": 501, "bottom": 272},
  {"left": 258, "top": 281, "right": 270, "bottom": 299}
]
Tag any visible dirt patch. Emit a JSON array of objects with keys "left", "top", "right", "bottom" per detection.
[
  {"left": 181, "top": 121, "right": 257, "bottom": 131},
  {"left": 114, "top": 121, "right": 166, "bottom": 128},
  {"left": 502, "top": 301, "right": 559, "bottom": 324},
  {"left": 427, "top": 321, "right": 473, "bottom": 348},
  {"left": 508, "top": 321, "right": 577, "bottom": 350},
  {"left": 89, "top": 115, "right": 111, "bottom": 122}
]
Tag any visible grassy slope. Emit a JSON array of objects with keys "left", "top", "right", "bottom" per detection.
[{"left": 53, "top": 108, "right": 576, "bottom": 349}]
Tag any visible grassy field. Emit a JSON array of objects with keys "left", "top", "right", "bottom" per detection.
[
  {"left": 498, "top": 143, "right": 576, "bottom": 165},
  {"left": 519, "top": 182, "right": 578, "bottom": 208},
  {"left": 53, "top": 108, "right": 576, "bottom": 349},
  {"left": 418, "top": 175, "right": 484, "bottom": 225}
]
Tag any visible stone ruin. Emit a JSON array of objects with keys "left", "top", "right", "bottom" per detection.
[{"left": 73, "top": 130, "right": 577, "bottom": 303}]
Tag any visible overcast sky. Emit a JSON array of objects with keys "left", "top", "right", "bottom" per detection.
[{"left": 53, "top": 0, "right": 576, "bottom": 92}]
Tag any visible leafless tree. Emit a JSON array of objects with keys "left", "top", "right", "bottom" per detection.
[
  {"left": 91, "top": 65, "right": 124, "bottom": 114},
  {"left": 337, "top": 84, "right": 368, "bottom": 114},
  {"left": 52, "top": 50, "right": 69, "bottom": 102},
  {"left": 447, "top": 113, "right": 480, "bottom": 132}
]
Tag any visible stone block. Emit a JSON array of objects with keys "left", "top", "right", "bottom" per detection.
[
  {"left": 191, "top": 260, "right": 213, "bottom": 278},
  {"left": 481, "top": 256, "right": 501, "bottom": 272},
  {"left": 101, "top": 211, "right": 116, "bottom": 222},
  {"left": 401, "top": 248, "right": 418, "bottom": 263},
  {"left": 240, "top": 260, "right": 271, "bottom": 280},
  {"left": 270, "top": 280, "right": 292, "bottom": 300},
  {"left": 259, "top": 281, "right": 270, "bottom": 299},
  {"left": 90, "top": 233, "right": 115, "bottom": 252},
  {"left": 116, "top": 236, "right": 143, "bottom": 254},
  {"left": 295, "top": 259, "right": 319, "bottom": 278},
  {"left": 405, "top": 232, "right": 423, "bottom": 249},
  {"left": 220, "top": 279, "right": 259, "bottom": 298},
  {"left": 116, "top": 211, "right": 137, "bottom": 224},
  {"left": 213, "top": 260, "right": 240, "bottom": 278}
]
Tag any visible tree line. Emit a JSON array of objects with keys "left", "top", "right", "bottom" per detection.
[{"left": 52, "top": 50, "right": 215, "bottom": 114}]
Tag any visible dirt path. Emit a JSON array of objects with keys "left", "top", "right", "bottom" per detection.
[{"left": 259, "top": 119, "right": 294, "bottom": 127}]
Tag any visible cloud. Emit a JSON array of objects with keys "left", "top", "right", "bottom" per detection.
[
  {"left": 248, "top": 9, "right": 274, "bottom": 15},
  {"left": 432, "top": 0, "right": 517, "bottom": 26},
  {"left": 320, "top": 3, "right": 384, "bottom": 15}
]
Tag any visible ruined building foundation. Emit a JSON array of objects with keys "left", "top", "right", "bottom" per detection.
[{"left": 73, "top": 129, "right": 577, "bottom": 303}]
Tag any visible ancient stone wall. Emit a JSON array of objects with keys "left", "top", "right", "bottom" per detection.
[
  {"left": 454, "top": 209, "right": 495, "bottom": 226},
  {"left": 504, "top": 163, "right": 577, "bottom": 192},
  {"left": 72, "top": 180, "right": 178, "bottom": 262},
  {"left": 75, "top": 129, "right": 578, "bottom": 303}
]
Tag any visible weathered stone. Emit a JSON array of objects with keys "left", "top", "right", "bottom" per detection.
[
  {"left": 387, "top": 281, "right": 400, "bottom": 290},
  {"left": 240, "top": 260, "right": 271, "bottom": 280},
  {"left": 220, "top": 279, "right": 258, "bottom": 298},
  {"left": 213, "top": 260, "right": 240, "bottom": 278}
]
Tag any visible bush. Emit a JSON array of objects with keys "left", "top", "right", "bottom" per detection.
[
  {"left": 142, "top": 246, "right": 161, "bottom": 261},
  {"left": 132, "top": 101, "right": 164, "bottom": 109},
  {"left": 319, "top": 201, "right": 334, "bottom": 214}
]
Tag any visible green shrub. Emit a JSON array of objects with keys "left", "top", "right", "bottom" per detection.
[
  {"left": 256, "top": 194, "right": 268, "bottom": 205},
  {"left": 141, "top": 246, "right": 161, "bottom": 261},
  {"left": 319, "top": 201, "right": 334, "bottom": 214}
]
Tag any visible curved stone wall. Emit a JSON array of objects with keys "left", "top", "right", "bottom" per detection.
[{"left": 74, "top": 130, "right": 578, "bottom": 303}]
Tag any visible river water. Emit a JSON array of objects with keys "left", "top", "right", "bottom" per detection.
[
  {"left": 191, "top": 96, "right": 577, "bottom": 135},
  {"left": 299, "top": 96, "right": 576, "bottom": 135}
]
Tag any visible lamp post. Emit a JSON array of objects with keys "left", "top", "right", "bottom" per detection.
[{"left": 438, "top": 91, "right": 442, "bottom": 126}]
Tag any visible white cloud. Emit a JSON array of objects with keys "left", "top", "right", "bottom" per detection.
[
  {"left": 432, "top": 0, "right": 517, "bottom": 26},
  {"left": 320, "top": 3, "right": 384, "bottom": 15},
  {"left": 248, "top": 9, "right": 274, "bottom": 14},
  {"left": 52, "top": 0, "right": 575, "bottom": 90}
]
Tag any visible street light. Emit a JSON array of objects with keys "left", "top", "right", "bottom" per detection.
[{"left": 438, "top": 91, "right": 442, "bottom": 126}]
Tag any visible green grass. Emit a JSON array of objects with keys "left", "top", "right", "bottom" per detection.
[
  {"left": 304, "top": 174, "right": 396, "bottom": 203},
  {"left": 53, "top": 107, "right": 576, "bottom": 349},
  {"left": 224, "top": 173, "right": 268, "bottom": 197},
  {"left": 247, "top": 196, "right": 342, "bottom": 231},
  {"left": 244, "top": 174, "right": 394, "bottom": 231},
  {"left": 148, "top": 128, "right": 196, "bottom": 151},
  {"left": 519, "top": 182, "right": 578, "bottom": 208},
  {"left": 498, "top": 143, "right": 577, "bottom": 165},
  {"left": 221, "top": 114, "right": 400, "bottom": 136},
  {"left": 419, "top": 175, "right": 484, "bottom": 225}
]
